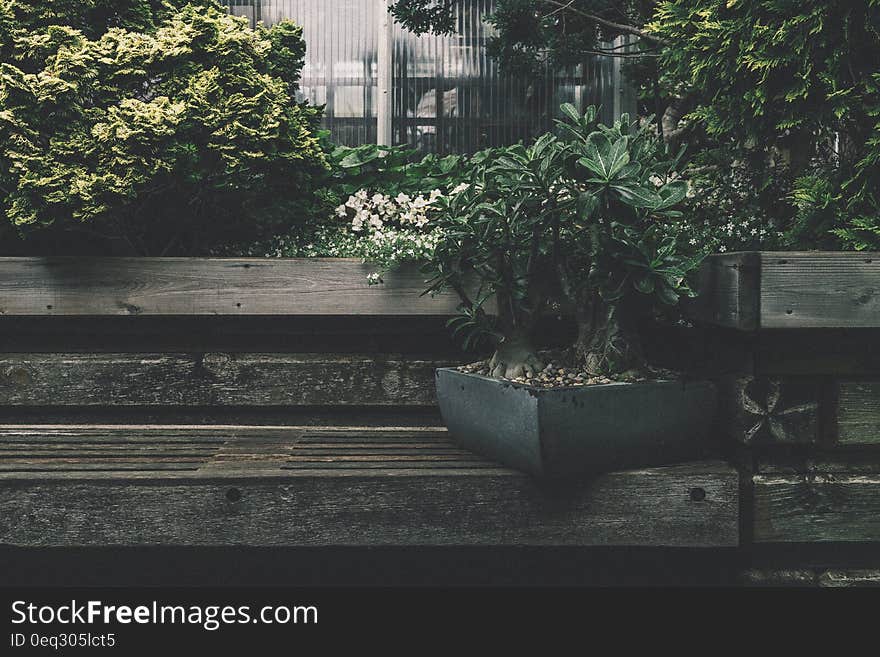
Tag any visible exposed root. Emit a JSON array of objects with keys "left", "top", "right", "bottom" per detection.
[{"left": 488, "top": 338, "right": 544, "bottom": 379}]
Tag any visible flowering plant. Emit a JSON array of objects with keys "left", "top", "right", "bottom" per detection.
[{"left": 333, "top": 185, "right": 471, "bottom": 280}]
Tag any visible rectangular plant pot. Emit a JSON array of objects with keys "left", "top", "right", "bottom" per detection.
[
  {"left": 687, "top": 251, "right": 880, "bottom": 330},
  {"left": 436, "top": 368, "right": 717, "bottom": 478}
]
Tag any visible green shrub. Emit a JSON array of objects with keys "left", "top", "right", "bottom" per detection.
[
  {"left": 650, "top": 0, "right": 880, "bottom": 249},
  {"left": 0, "top": 0, "right": 326, "bottom": 255},
  {"left": 244, "top": 142, "right": 496, "bottom": 264},
  {"left": 425, "top": 104, "right": 700, "bottom": 378}
]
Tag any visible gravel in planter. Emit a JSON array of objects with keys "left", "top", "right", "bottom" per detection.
[{"left": 456, "top": 350, "right": 677, "bottom": 389}]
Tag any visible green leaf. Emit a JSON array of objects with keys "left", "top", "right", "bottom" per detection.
[
  {"left": 655, "top": 180, "right": 688, "bottom": 209},
  {"left": 559, "top": 103, "right": 582, "bottom": 125},
  {"left": 611, "top": 183, "right": 661, "bottom": 208},
  {"left": 634, "top": 276, "right": 655, "bottom": 294}
]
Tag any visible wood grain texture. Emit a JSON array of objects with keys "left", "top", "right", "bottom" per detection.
[
  {"left": 687, "top": 252, "right": 880, "bottom": 330},
  {"left": 0, "top": 427, "right": 738, "bottom": 546},
  {"left": 0, "top": 258, "right": 465, "bottom": 316},
  {"left": 686, "top": 252, "right": 760, "bottom": 330},
  {"left": 754, "top": 472, "right": 880, "bottom": 543},
  {"left": 0, "top": 353, "right": 454, "bottom": 407},
  {"left": 741, "top": 569, "right": 880, "bottom": 587},
  {"left": 834, "top": 381, "right": 880, "bottom": 445},
  {"left": 761, "top": 252, "right": 880, "bottom": 329}
]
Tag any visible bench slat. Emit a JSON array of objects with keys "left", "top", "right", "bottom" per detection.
[
  {"left": 0, "top": 258, "right": 463, "bottom": 316},
  {"left": 0, "top": 353, "right": 451, "bottom": 407},
  {"left": 0, "top": 425, "right": 738, "bottom": 548}
]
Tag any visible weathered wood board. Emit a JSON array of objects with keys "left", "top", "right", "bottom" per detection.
[
  {"left": 754, "top": 472, "right": 880, "bottom": 543},
  {"left": 741, "top": 569, "right": 880, "bottom": 587},
  {"left": 0, "top": 426, "right": 739, "bottom": 548},
  {"left": 0, "top": 353, "right": 452, "bottom": 407},
  {"left": 689, "top": 252, "right": 880, "bottom": 330},
  {"left": 833, "top": 381, "right": 880, "bottom": 445},
  {"left": 687, "top": 252, "right": 761, "bottom": 330},
  {"left": 0, "top": 258, "right": 465, "bottom": 316}
]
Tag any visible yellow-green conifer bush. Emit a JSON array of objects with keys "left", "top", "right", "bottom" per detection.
[{"left": 0, "top": 0, "right": 327, "bottom": 255}]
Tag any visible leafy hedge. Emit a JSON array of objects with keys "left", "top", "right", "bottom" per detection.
[
  {"left": 650, "top": 0, "right": 880, "bottom": 250},
  {"left": 0, "top": 0, "right": 327, "bottom": 255}
]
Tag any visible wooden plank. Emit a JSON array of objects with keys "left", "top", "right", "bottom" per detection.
[
  {"left": 0, "top": 460, "right": 738, "bottom": 547},
  {"left": 0, "top": 257, "right": 465, "bottom": 316},
  {"left": 758, "top": 453, "right": 880, "bottom": 474},
  {"left": 833, "top": 381, "right": 880, "bottom": 445},
  {"left": 0, "top": 353, "right": 453, "bottom": 406},
  {"left": 754, "top": 472, "right": 880, "bottom": 543},
  {"left": 741, "top": 569, "right": 880, "bottom": 587},
  {"left": 687, "top": 252, "right": 880, "bottom": 330},
  {"left": 686, "top": 252, "right": 760, "bottom": 330},
  {"left": 761, "top": 252, "right": 880, "bottom": 329}
]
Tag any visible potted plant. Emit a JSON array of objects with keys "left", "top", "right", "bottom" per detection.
[{"left": 427, "top": 105, "right": 717, "bottom": 477}]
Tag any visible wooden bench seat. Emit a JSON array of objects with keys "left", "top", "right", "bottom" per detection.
[
  {"left": 0, "top": 425, "right": 738, "bottom": 548},
  {"left": 0, "top": 258, "right": 740, "bottom": 556}
]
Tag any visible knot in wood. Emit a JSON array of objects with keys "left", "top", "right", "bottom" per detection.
[
  {"left": 4, "top": 365, "right": 34, "bottom": 386},
  {"left": 201, "top": 353, "right": 236, "bottom": 379}
]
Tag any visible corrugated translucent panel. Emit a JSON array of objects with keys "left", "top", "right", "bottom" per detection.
[
  {"left": 391, "top": 1, "right": 625, "bottom": 153},
  {"left": 227, "top": 0, "right": 379, "bottom": 145},
  {"left": 227, "top": 0, "right": 631, "bottom": 151}
]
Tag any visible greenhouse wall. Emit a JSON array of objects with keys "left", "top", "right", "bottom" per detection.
[{"left": 226, "top": 0, "right": 635, "bottom": 152}]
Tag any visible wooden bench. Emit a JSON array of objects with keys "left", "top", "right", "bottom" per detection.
[
  {"left": 0, "top": 258, "right": 739, "bottom": 554},
  {"left": 679, "top": 252, "right": 880, "bottom": 585}
]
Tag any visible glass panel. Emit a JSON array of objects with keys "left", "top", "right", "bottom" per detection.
[{"left": 228, "top": 1, "right": 630, "bottom": 151}]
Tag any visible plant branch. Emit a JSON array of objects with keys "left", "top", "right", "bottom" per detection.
[
  {"left": 582, "top": 49, "right": 659, "bottom": 58},
  {"left": 538, "top": 0, "right": 670, "bottom": 46}
]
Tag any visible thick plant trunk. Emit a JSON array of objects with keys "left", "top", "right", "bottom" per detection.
[
  {"left": 485, "top": 283, "right": 544, "bottom": 379},
  {"left": 575, "top": 299, "right": 647, "bottom": 379},
  {"left": 488, "top": 330, "right": 544, "bottom": 379}
]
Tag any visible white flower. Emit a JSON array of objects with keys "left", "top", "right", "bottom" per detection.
[
  {"left": 689, "top": 238, "right": 697, "bottom": 245},
  {"left": 395, "top": 192, "right": 411, "bottom": 204},
  {"left": 718, "top": 245, "right": 727, "bottom": 252},
  {"left": 369, "top": 214, "right": 383, "bottom": 229},
  {"left": 335, "top": 204, "right": 348, "bottom": 217},
  {"left": 355, "top": 189, "right": 368, "bottom": 200},
  {"left": 451, "top": 182, "right": 470, "bottom": 195},
  {"left": 648, "top": 174, "right": 664, "bottom": 188},
  {"left": 429, "top": 189, "right": 443, "bottom": 201}
]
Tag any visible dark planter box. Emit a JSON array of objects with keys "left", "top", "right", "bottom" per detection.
[{"left": 436, "top": 368, "right": 717, "bottom": 478}]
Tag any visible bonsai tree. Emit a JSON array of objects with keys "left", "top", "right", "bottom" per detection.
[{"left": 427, "top": 104, "right": 699, "bottom": 380}]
